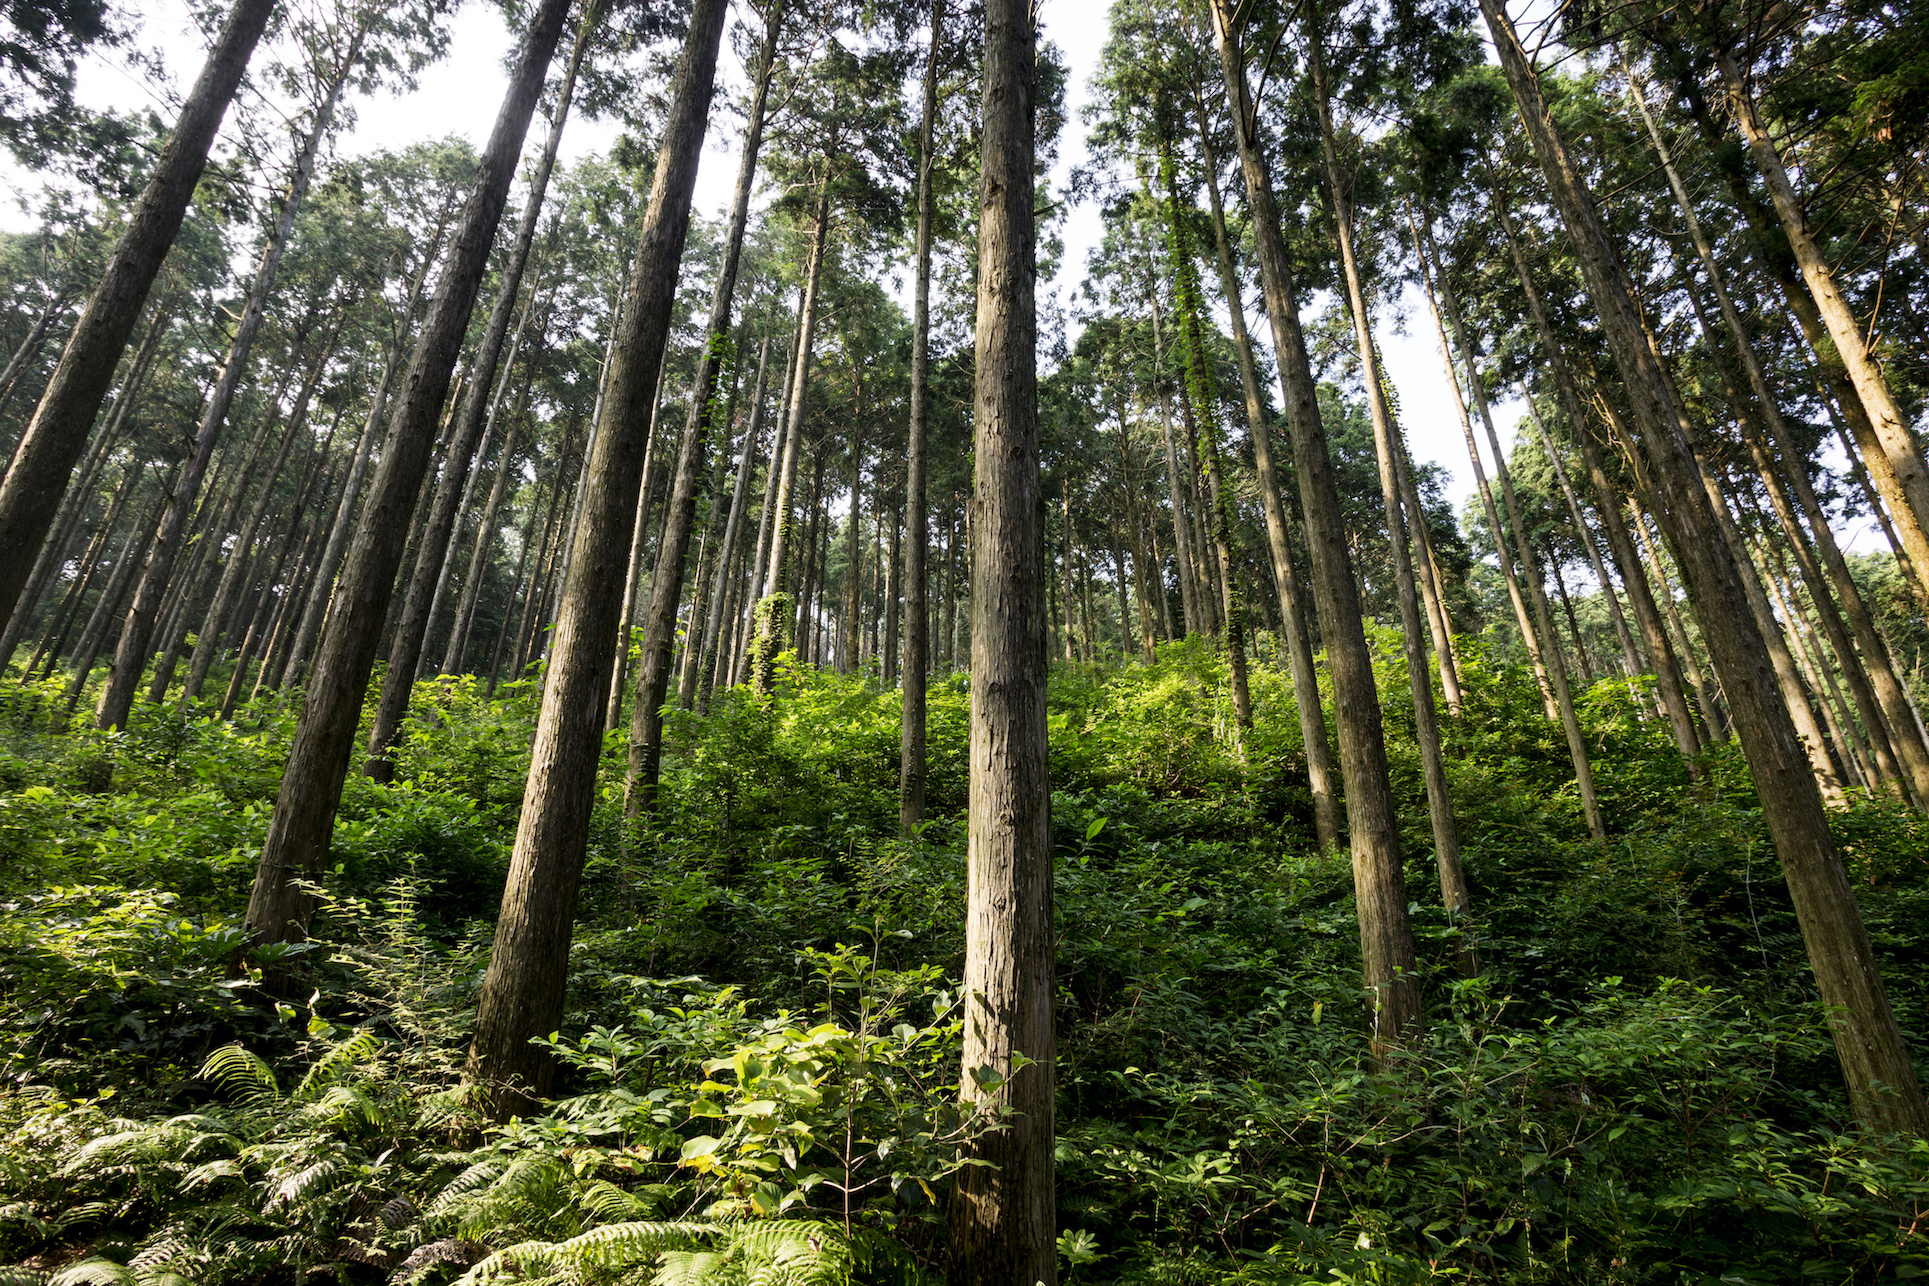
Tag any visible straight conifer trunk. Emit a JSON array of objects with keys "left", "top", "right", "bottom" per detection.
[
  {"left": 0, "top": 0, "right": 280, "bottom": 631},
  {"left": 1209, "top": 0, "right": 1420, "bottom": 1047},
  {"left": 365, "top": 16, "right": 593, "bottom": 780},
  {"left": 949, "top": 0, "right": 1054, "bottom": 1275},
  {"left": 751, "top": 183, "right": 833, "bottom": 696},
  {"left": 901, "top": 0, "right": 939, "bottom": 832},
  {"left": 243, "top": 0, "right": 576, "bottom": 945},
  {"left": 691, "top": 337, "right": 771, "bottom": 705},
  {"left": 465, "top": 0, "right": 729, "bottom": 1112},
  {"left": 627, "top": 0, "right": 782, "bottom": 806},
  {"left": 1309, "top": 39, "right": 1469, "bottom": 907},
  {"left": 1482, "top": 0, "right": 1925, "bottom": 1135}
]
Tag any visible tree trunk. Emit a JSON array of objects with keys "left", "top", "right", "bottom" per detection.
[
  {"left": 1309, "top": 39, "right": 1470, "bottom": 908},
  {"left": 1210, "top": 0, "right": 1420, "bottom": 1047},
  {"left": 464, "top": 0, "right": 728, "bottom": 1114},
  {"left": 243, "top": 0, "right": 577, "bottom": 945},
  {"left": 443, "top": 416, "right": 524, "bottom": 675},
  {"left": 692, "top": 336, "right": 771, "bottom": 705},
  {"left": 0, "top": 0, "right": 279, "bottom": 631},
  {"left": 1483, "top": 0, "right": 1925, "bottom": 1135},
  {"left": 751, "top": 182, "right": 833, "bottom": 697},
  {"left": 948, "top": 0, "right": 1054, "bottom": 1274}
]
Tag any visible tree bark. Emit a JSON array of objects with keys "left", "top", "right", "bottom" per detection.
[
  {"left": 464, "top": 0, "right": 728, "bottom": 1113},
  {"left": 949, "top": 0, "right": 1054, "bottom": 1274},
  {"left": 1309, "top": 38, "right": 1470, "bottom": 906},
  {"left": 692, "top": 335, "right": 770, "bottom": 706},
  {"left": 628, "top": 4, "right": 782, "bottom": 804},
  {"left": 365, "top": 20, "right": 590, "bottom": 780},
  {"left": 751, "top": 182, "right": 833, "bottom": 697},
  {"left": 897, "top": 0, "right": 942, "bottom": 826}
]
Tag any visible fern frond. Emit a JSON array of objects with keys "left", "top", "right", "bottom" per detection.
[
  {"left": 47, "top": 1260, "right": 135, "bottom": 1286},
  {"left": 425, "top": 1161, "right": 503, "bottom": 1215},
  {"left": 651, "top": 1250, "right": 728, "bottom": 1286},
  {"left": 293, "top": 1030, "right": 382, "bottom": 1100},
  {"left": 200, "top": 1045, "right": 279, "bottom": 1103},
  {"left": 579, "top": 1179, "right": 660, "bottom": 1224},
  {"left": 269, "top": 1156, "right": 347, "bottom": 1209},
  {"left": 0, "top": 1269, "right": 50, "bottom": 1286},
  {"left": 552, "top": 1220, "right": 721, "bottom": 1271}
]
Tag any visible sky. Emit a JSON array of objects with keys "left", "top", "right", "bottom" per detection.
[{"left": 0, "top": 0, "right": 1534, "bottom": 521}]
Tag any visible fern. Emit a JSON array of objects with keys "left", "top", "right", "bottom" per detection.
[
  {"left": 46, "top": 1261, "right": 134, "bottom": 1286},
  {"left": 293, "top": 1030, "right": 382, "bottom": 1100},
  {"left": 199, "top": 1045, "right": 278, "bottom": 1103}
]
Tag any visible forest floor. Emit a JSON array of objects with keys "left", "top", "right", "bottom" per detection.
[{"left": 0, "top": 634, "right": 1925, "bottom": 1283}]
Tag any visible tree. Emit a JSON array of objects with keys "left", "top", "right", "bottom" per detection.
[
  {"left": 0, "top": 0, "right": 281, "bottom": 636},
  {"left": 948, "top": 0, "right": 1055, "bottom": 1278},
  {"left": 243, "top": 0, "right": 578, "bottom": 946},
  {"left": 466, "top": 0, "right": 732, "bottom": 1113}
]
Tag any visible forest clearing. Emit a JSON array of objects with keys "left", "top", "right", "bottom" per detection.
[{"left": 0, "top": 0, "right": 1925, "bottom": 1280}]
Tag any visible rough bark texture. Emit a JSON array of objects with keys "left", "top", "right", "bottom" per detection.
[
  {"left": 948, "top": 0, "right": 1054, "bottom": 1277},
  {"left": 242, "top": 0, "right": 575, "bottom": 945},
  {"left": 0, "top": 0, "right": 279, "bottom": 632},
  {"left": 463, "top": 0, "right": 728, "bottom": 1115},
  {"left": 1211, "top": 0, "right": 1420, "bottom": 1048},
  {"left": 1482, "top": 0, "right": 1924, "bottom": 1135}
]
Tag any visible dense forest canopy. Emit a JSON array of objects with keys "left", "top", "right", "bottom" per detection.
[{"left": 0, "top": 0, "right": 1926, "bottom": 1281}]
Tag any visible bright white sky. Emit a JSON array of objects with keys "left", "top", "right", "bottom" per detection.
[{"left": 0, "top": 0, "right": 1528, "bottom": 518}]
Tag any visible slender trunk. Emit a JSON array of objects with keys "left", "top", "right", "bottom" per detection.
[
  {"left": 692, "top": 336, "right": 770, "bottom": 705},
  {"left": 1211, "top": 0, "right": 1420, "bottom": 1046},
  {"left": 1495, "top": 199, "right": 1705, "bottom": 759},
  {"left": 0, "top": 0, "right": 279, "bottom": 629},
  {"left": 244, "top": 0, "right": 577, "bottom": 945},
  {"left": 1414, "top": 213, "right": 1559, "bottom": 721},
  {"left": 366, "top": 21, "right": 591, "bottom": 780},
  {"left": 949, "top": 0, "right": 1054, "bottom": 1272},
  {"left": 94, "top": 36, "right": 359, "bottom": 732},
  {"left": 1309, "top": 40, "right": 1474, "bottom": 895},
  {"left": 627, "top": 8, "right": 780, "bottom": 797},
  {"left": 1627, "top": 59, "right": 1929, "bottom": 804},
  {"left": 443, "top": 417, "right": 524, "bottom": 675},
  {"left": 1716, "top": 50, "right": 1929, "bottom": 593},
  {"left": 751, "top": 181, "right": 833, "bottom": 697},
  {"left": 183, "top": 323, "right": 341, "bottom": 701},
  {"left": 1520, "top": 393, "right": 1648, "bottom": 708},
  {"left": 465, "top": 0, "right": 727, "bottom": 1114},
  {"left": 1483, "top": 0, "right": 1924, "bottom": 1134}
]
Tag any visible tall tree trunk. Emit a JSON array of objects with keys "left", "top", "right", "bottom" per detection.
[
  {"left": 1482, "top": 0, "right": 1925, "bottom": 1135},
  {"left": 0, "top": 0, "right": 280, "bottom": 630},
  {"left": 94, "top": 31, "right": 362, "bottom": 731},
  {"left": 627, "top": 4, "right": 781, "bottom": 800},
  {"left": 443, "top": 416, "right": 524, "bottom": 675},
  {"left": 1714, "top": 49, "right": 1929, "bottom": 591},
  {"left": 1626, "top": 59, "right": 1929, "bottom": 805},
  {"left": 1209, "top": 0, "right": 1420, "bottom": 1047},
  {"left": 692, "top": 335, "right": 770, "bottom": 705},
  {"left": 366, "top": 19, "right": 592, "bottom": 781},
  {"left": 1520, "top": 393, "right": 1649, "bottom": 709},
  {"left": 243, "top": 0, "right": 577, "bottom": 945},
  {"left": 751, "top": 182, "right": 833, "bottom": 697},
  {"left": 895, "top": 0, "right": 941, "bottom": 825},
  {"left": 949, "top": 0, "right": 1054, "bottom": 1275},
  {"left": 1495, "top": 201, "right": 1705, "bottom": 758},
  {"left": 1309, "top": 39, "right": 1471, "bottom": 905},
  {"left": 1414, "top": 214, "right": 1560, "bottom": 721},
  {"left": 464, "top": 0, "right": 728, "bottom": 1113},
  {"left": 183, "top": 318, "right": 343, "bottom": 702}
]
